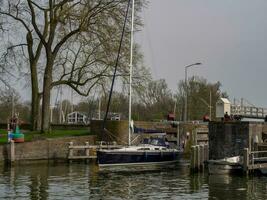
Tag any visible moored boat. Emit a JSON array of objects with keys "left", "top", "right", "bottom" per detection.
[
  {"left": 96, "top": 0, "right": 181, "bottom": 168},
  {"left": 208, "top": 156, "right": 242, "bottom": 174},
  {"left": 97, "top": 144, "right": 180, "bottom": 167}
]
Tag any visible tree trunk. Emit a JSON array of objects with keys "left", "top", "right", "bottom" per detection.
[
  {"left": 41, "top": 59, "right": 54, "bottom": 133},
  {"left": 31, "top": 88, "right": 39, "bottom": 130},
  {"left": 30, "top": 62, "right": 40, "bottom": 131}
]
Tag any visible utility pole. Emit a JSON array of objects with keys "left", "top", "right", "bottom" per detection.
[
  {"left": 59, "top": 86, "right": 63, "bottom": 124},
  {"left": 98, "top": 97, "right": 101, "bottom": 120},
  {"left": 209, "top": 90, "right": 212, "bottom": 121},
  {"left": 11, "top": 93, "right": 14, "bottom": 118}
]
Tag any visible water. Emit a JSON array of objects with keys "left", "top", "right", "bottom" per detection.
[{"left": 0, "top": 162, "right": 267, "bottom": 200}]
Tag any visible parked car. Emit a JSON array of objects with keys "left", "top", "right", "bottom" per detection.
[{"left": 110, "top": 113, "right": 120, "bottom": 121}]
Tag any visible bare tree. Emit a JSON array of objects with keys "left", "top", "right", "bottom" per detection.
[
  {"left": 176, "top": 76, "right": 228, "bottom": 120},
  {"left": 0, "top": 0, "right": 147, "bottom": 132},
  {"left": 135, "top": 79, "right": 175, "bottom": 120}
]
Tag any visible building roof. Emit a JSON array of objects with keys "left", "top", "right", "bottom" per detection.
[
  {"left": 67, "top": 111, "right": 88, "bottom": 117},
  {"left": 217, "top": 98, "right": 231, "bottom": 104}
]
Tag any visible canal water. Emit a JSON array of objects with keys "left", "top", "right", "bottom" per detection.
[{"left": 0, "top": 162, "right": 267, "bottom": 199}]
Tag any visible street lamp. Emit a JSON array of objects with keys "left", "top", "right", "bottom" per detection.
[{"left": 184, "top": 62, "right": 202, "bottom": 121}]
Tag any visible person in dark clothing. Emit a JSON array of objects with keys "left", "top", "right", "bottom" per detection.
[
  {"left": 203, "top": 114, "right": 210, "bottom": 122},
  {"left": 224, "top": 112, "right": 230, "bottom": 121}
]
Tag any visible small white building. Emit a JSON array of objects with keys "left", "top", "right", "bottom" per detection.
[
  {"left": 216, "top": 98, "right": 231, "bottom": 118},
  {"left": 67, "top": 112, "right": 88, "bottom": 124}
]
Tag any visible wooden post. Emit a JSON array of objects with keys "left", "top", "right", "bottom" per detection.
[
  {"left": 85, "top": 142, "right": 90, "bottom": 163},
  {"left": 204, "top": 144, "right": 209, "bottom": 162},
  {"left": 193, "top": 129, "right": 197, "bottom": 145},
  {"left": 243, "top": 148, "right": 249, "bottom": 173},
  {"left": 68, "top": 142, "right": 73, "bottom": 163},
  {"left": 190, "top": 146, "right": 196, "bottom": 171},
  {"left": 177, "top": 123, "right": 180, "bottom": 149},
  {"left": 196, "top": 145, "right": 200, "bottom": 170},
  {"left": 200, "top": 145, "right": 205, "bottom": 170},
  {"left": 10, "top": 140, "right": 15, "bottom": 164}
]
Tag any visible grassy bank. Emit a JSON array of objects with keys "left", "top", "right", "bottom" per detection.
[{"left": 0, "top": 129, "right": 92, "bottom": 144}]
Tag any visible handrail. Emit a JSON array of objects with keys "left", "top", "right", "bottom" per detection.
[{"left": 250, "top": 150, "right": 267, "bottom": 154}]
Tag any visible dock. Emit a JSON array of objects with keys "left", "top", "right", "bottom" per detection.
[
  {"left": 67, "top": 142, "right": 122, "bottom": 161},
  {"left": 243, "top": 148, "right": 267, "bottom": 173}
]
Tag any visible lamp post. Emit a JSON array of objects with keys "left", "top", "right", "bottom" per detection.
[{"left": 184, "top": 62, "right": 202, "bottom": 121}]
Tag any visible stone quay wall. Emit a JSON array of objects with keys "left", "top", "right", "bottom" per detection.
[
  {"left": 209, "top": 121, "right": 264, "bottom": 160},
  {"left": 0, "top": 135, "right": 96, "bottom": 163}
]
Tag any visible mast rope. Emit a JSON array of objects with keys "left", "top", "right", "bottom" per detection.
[{"left": 101, "top": 0, "right": 132, "bottom": 140}]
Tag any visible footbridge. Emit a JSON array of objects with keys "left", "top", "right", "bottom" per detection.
[
  {"left": 231, "top": 105, "right": 267, "bottom": 119},
  {"left": 216, "top": 98, "right": 267, "bottom": 120}
]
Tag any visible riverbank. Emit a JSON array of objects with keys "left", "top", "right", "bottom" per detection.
[{"left": 0, "top": 129, "right": 91, "bottom": 144}]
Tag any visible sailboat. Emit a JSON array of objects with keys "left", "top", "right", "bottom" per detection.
[{"left": 97, "top": 0, "right": 181, "bottom": 167}]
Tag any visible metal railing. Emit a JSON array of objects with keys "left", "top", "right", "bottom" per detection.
[{"left": 231, "top": 105, "right": 267, "bottom": 119}]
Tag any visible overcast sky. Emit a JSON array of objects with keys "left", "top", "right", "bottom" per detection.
[{"left": 136, "top": 0, "right": 267, "bottom": 107}]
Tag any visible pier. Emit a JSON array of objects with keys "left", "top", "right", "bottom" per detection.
[
  {"left": 67, "top": 141, "right": 123, "bottom": 161},
  {"left": 243, "top": 147, "right": 267, "bottom": 173}
]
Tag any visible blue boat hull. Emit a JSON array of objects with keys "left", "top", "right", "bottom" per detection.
[{"left": 97, "top": 150, "right": 180, "bottom": 166}]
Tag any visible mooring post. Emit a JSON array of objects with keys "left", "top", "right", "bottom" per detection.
[
  {"left": 196, "top": 145, "right": 200, "bottom": 171},
  {"left": 190, "top": 146, "right": 196, "bottom": 171},
  {"left": 85, "top": 142, "right": 90, "bottom": 163},
  {"left": 243, "top": 148, "right": 249, "bottom": 173},
  {"left": 68, "top": 142, "right": 73, "bottom": 163},
  {"left": 200, "top": 145, "right": 205, "bottom": 170},
  {"left": 10, "top": 140, "right": 15, "bottom": 165},
  {"left": 204, "top": 144, "right": 209, "bottom": 162}
]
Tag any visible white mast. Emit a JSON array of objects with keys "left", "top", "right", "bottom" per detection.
[{"left": 128, "top": 0, "right": 135, "bottom": 146}]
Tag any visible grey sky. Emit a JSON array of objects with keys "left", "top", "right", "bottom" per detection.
[{"left": 137, "top": 0, "right": 267, "bottom": 107}]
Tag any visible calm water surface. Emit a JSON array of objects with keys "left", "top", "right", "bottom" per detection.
[{"left": 0, "top": 162, "right": 267, "bottom": 199}]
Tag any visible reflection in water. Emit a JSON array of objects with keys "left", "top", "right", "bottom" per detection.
[
  {"left": 208, "top": 174, "right": 267, "bottom": 200},
  {"left": 0, "top": 162, "right": 267, "bottom": 199}
]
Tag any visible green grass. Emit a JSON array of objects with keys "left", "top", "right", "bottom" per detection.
[{"left": 0, "top": 129, "right": 92, "bottom": 144}]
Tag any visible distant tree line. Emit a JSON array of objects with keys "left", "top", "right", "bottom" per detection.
[{"left": 0, "top": 76, "right": 228, "bottom": 124}]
